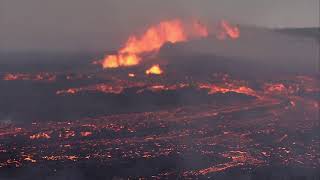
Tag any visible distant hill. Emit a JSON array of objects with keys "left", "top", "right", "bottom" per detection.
[
  {"left": 276, "top": 27, "right": 319, "bottom": 39},
  {"left": 160, "top": 26, "right": 319, "bottom": 74}
]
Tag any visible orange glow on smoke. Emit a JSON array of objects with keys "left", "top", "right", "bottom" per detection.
[
  {"left": 102, "top": 19, "right": 209, "bottom": 69},
  {"left": 120, "top": 20, "right": 187, "bottom": 54},
  {"left": 100, "top": 19, "right": 240, "bottom": 69},
  {"left": 146, "top": 65, "right": 163, "bottom": 75},
  {"left": 192, "top": 20, "right": 209, "bottom": 37},
  {"left": 220, "top": 20, "right": 240, "bottom": 39}
]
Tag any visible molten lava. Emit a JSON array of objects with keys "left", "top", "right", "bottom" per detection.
[
  {"left": 102, "top": 19, "right": 209, "bottom": 69},
  {"left": 2, "top": 73, "right": 56, "bottom": 82},
  {"left": 128, "top": 73, "right": 136, "bottom": 78},
  {"left": 145, "top": 64, "right": 163, "bottom": 75},
  {"left": 102, "top": 54, "right": 141, "bottom": 68},
  {"left": 29, "top": 132, "right": 51, "bottom": 140},
  {"left": 98, "top": 19, "right": 240, "bottom": 69}
]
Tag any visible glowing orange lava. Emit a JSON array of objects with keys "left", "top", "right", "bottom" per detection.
[
  {"left": 99, "top": 19, "right": 240, "bottom": 69},
  {"left": 146, "top": 64, "right": 163, "bottom": 75},
  {"left": 120, "top": 20, "right": 187, "bottom": 54},
  {"left": 3, "top": 73, "right": 56, "bottom": 82},
  {"left": 102, "top": 54, "right": 141, "bottom": 68},
  {"left": 102, "top": 19, "right": 209, "bottom": 69},
  {"left": 128, "top": 73, "right": 136, "bottom": 77},
  {"left": 29, "top": 132, "right": 51, "bottom": 140}
]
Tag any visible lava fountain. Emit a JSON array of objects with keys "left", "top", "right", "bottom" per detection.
[
  {"left": 99, "top": 19, "right": 240, "bottom": 69},
  {"left": 145, "top": 64, "right": 163, "bottom": 75},
  {"left": 101, "top": 19, "right": 209, "bottom": 69}
]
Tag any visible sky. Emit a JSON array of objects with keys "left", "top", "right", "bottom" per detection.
[{"left": 0, "top": 0, "right": 319, "bottom": 51}]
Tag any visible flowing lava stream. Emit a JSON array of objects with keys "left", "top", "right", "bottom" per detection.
[{"left": 1, "top": 71, "right": 319, "bottom": 179}]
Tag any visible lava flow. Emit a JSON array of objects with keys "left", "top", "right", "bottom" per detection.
[
  {"left": 2, "top": 73, "right": 56, "bottom": 82},
  {"left": 0, "top": 19, "right": 318, "bottom": 180},
  {"left": 0, "top": 69, "right": 319, "bottom": 179}
]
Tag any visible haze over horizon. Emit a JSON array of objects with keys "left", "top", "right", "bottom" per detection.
[{"left": 1, "top": 0, "right": 319, "bottom": 52}]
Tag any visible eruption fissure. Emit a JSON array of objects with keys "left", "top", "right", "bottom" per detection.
[
  {"left": 102, "top": 19, "right": 190, "bottom": 69},
  {"left": 99, "top": 19, "right": 240, "bottom": 69}
]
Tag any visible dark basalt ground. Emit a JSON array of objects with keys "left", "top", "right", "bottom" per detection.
[{"left": 0, "top": 50, "right": 319, "bottom": 180}]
